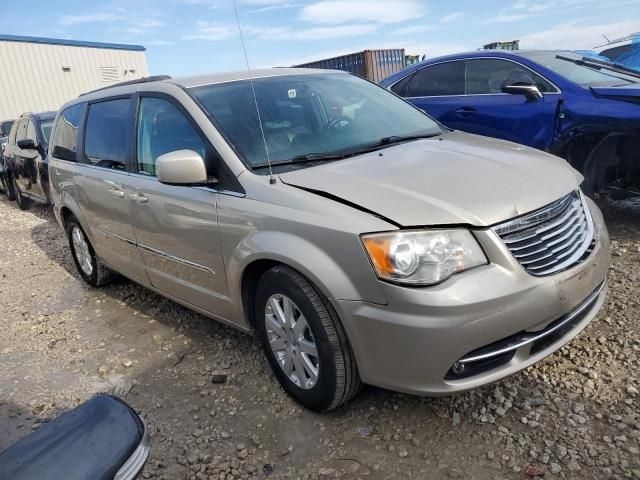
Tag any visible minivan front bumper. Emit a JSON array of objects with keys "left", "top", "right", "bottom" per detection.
[{"left": 333, "top": 198, "right": 610, "bottom": 396}]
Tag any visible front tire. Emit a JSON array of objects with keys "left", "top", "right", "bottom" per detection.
[
  {"left": 66, "top": 217, "right": 115, "bottom": 287},
  {"left": 255, "top": 266, "right": 361, "bottom": 411}
]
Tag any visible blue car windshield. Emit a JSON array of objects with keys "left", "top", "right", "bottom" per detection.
[
  {"left": 189, "top": 73, "right": 442, "bottom": 168},
  {"left": 520, "top": 52, "right": 639, "bottom": 87}
]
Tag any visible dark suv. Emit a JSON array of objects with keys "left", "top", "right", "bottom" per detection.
[
  {"left": 4, "top": 112, "right": 56, "bottom": 209},
  {"left": 0, "top": 119, "right": 15, "bottom": 198}
]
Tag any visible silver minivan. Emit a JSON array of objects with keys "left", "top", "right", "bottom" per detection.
[{"left": 49, "top": 69, "right": 610, "bottom": 411}]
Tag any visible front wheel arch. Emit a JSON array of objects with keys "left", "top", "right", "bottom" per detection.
[{"left": 254, "top": 264, "right": 362, "bottom": 410}]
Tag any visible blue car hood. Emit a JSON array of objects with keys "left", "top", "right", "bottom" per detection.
[{"left": 591, "top": 84, "right": 640, "bottom": 102}]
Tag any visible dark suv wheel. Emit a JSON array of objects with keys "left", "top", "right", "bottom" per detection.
[
  {"left": 0, "top": 172, "right": 16, "bottom": 201},
  {"left": 255, "top": 265, "right": 361, "bottom": 411},
  {"left": 11, "top": 174, "right": 30, "bottom": 210},
  {"left": 66, "top": 217, "right": 116, "bottom": 287}
]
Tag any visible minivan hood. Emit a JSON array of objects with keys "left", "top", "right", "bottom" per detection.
[
  {"left": 279, "top": 131, "right": 582, "bottom": 227},
  {"left": 591, "top": 84, "right": 640, "bottom": 103}
]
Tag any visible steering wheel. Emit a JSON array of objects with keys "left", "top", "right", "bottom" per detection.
[{"left": 325, "top": 115, "right": 353, "bottom": 131}]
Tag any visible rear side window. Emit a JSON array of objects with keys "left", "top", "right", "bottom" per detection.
[
  {"left": 390, "top": 73, "right": 415, "bottom": 97},
  {"left": 51, "top": 104, "right": 84, "bottom": 162},
  {"left": 406, "top": 61, "right": 465, "bottom": 97},
  {"left": 84, "top": 99, "right": 130, "bottom": 170},
  {"left": 136, "top": 97, "right": 206, "bottom": 176},
  {"left": 465, "top": 59, "right": 556, "bottom": 94}
]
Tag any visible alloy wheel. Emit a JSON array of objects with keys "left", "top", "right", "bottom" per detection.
[
  {"left": 265, "top": 294, "right": 320, "bottom": 390},
  {"left": 71, "top": 226, "right": 93, "bottom": 277}
]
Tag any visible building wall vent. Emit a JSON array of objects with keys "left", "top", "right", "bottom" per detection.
[{"left": 100, "top": 66, "right": 121, "bottom": 82}]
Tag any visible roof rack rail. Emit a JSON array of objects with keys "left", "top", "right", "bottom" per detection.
[{"left": 80, "top": 75, "right": 172, "bottom": 96}]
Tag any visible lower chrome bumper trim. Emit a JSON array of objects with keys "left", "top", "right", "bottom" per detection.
[{"left": 458, "top": 278, "right": 606, "bottom": 365}]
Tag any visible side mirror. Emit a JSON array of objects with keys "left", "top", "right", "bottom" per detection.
[
  {"left": 17, "top": 139, "right": 37, "bottom": 150},
  {"left": 0, "top": 395, "right": 149, "bottom": 480},
  {"left": 501, "top": 83, "right": 543, "bottom": 102},
  {"left": 156, "top": 149, "right": 210, "bottom": 186}
]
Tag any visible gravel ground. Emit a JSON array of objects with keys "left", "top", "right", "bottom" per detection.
[{"left": 0, "top": 195, "right": 639, "bottom": 480}]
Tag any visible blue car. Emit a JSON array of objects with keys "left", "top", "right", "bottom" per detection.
[{"left": 380, "top": 50, "right": 640, "bottom": 197}]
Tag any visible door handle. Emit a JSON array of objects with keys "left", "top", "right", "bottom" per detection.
[
  {"left": 129, "top": 192, "right": 149, "bottom": 204},
  {"left": 455, "top": 107, "right": 477, "bottom": 118},
  {"left": 109, "top": 188, "right": 125, "bottom": 199}
]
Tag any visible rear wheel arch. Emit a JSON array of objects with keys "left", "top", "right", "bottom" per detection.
[
  {"left": 58, "top": 205, "right": 94, "bottom": 244},
  {"left": 60, "top": 206, "right": 74, "bottom": 229},
  {"left": 65, "top": 215, "right": 116, "bottom": 287}
]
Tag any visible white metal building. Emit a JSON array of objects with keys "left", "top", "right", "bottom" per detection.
[{"left": 0, "top": 35, "right": 149, "bottom": 120}]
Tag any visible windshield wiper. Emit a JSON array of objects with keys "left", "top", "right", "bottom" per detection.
[
  {"left": 379, "top": 133, "right": 441, "bottom": 145},
  {"left": 251, "top": 133, "right": 441, "bottom": 170},
  {"left": 556, "top": 55, "right": 640, "bottom": 79},
  {"left": 252, "top": 152, "right": 351, "bottom": 170}
]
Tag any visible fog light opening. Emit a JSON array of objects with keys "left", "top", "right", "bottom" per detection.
[{"left": 452, "top": 361, "right": 465, "bottom": 375}]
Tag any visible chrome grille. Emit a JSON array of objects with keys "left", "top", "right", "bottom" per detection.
[{"left": 493, "top": 190, "right": 594, "bottom": 276}]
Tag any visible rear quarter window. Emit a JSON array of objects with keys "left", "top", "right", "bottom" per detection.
[{"left": 51, "top": 104, "right": 85, "bottom": 162}]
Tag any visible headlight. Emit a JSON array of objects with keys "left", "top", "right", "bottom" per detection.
[{"left": 362, "top": 229, "right": 487, "bottom": 285}]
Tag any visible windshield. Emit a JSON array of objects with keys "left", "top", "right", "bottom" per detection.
[
  {"left": 190, "top": 73, "right": 442, "bottom": 169},
  {"left": 39, "top": 119, "right": 54, "bottom": 144},
  {"left": 1, "top": 121, "right": 14, "bottom": 137},
  {"left": 519, "top": 52, "right": 639, "bottom": 87}
]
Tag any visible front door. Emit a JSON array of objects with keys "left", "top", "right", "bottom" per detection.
[
  {"left": 73, "top": 97, "right": 147, "bottom": 284},
  {"left": 19, "top": 119, "right": 47, "bottom": 202},
  {"left": 8, "top": 120, "right": 33, "bottom": 194},
  {"left": 452, "top": 58, "right": 562, "bottom": 150},
  {"left": 128, "top": 94, "right": 230, "bottom": 317}
]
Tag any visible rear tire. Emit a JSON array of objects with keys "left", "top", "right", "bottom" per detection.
[
  {"left": 12, "top": 175, "right": 30, "bottom": 210},
  {"left": 66, "top": 217, "right": 116, "bottom": 287},
  {"left": 1, "top": 172, "right": 16, "bottom": 201},
  {"left": 255, "top": 265, "right": 361, "bottom": 411}
]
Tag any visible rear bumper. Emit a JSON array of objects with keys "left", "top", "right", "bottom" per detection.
[{"left": 332, "top": 198, "right": 610, "bottom": 396}]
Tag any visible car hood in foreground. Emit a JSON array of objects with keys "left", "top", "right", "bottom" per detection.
[{"left": 279, "top": 131, "right": 582, "bottom": 227}]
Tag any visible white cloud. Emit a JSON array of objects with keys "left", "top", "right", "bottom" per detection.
[
  {"left": 440, "top": 12, "right": 464, "bottom": 23},
  {"left": 390, "top": 25, "right": 436, "bottom": 35},
  {"left": 300, "top": 0, "right": 426, "bottom": 25},
  {"left": 481, "top": 13, "right": 532, "bottom": 24},
  {"left": 243, "top": 0, "right": 294, "bottom": 4},
  {"left": 520, "top": 19, "right": 640, "bottom": 50},
  {"left": 183, "top": 22, "right": 237, "bottom": 41},
  {"left": 184, "top": 21, "right": 378, "bottom": 42},
  {"left": 251, "top": 23, "right": 378, "bottom": 40},
  {"left": 245, "top": 3, "right": 302, "bottom": 13},
  {"left": 59, "top": 13, "right": 116, "bottom": 25},
  {"left": 126, "top": 18, "right": 167, "bottom": 34},
  {"left": 179, "top": 0, "right": 293, "bottom": 7}
]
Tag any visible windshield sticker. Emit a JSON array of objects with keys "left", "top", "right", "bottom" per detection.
[{"left": 288, "top": 89, "right": 297, "bottom": 99}]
